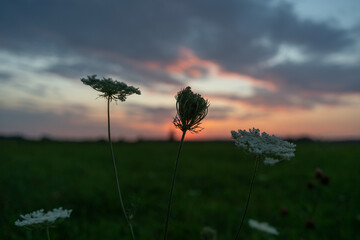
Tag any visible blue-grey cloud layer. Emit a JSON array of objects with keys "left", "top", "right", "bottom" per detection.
[{"left": 1, "top": 0, "right": 359, "bottom": 107}]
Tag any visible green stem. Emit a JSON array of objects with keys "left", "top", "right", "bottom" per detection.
[
  {"left": 234, "top": 155, "right": 260, "bottom": 240},
  {"left": 46, "top": 227, "right": 50, "bottom": 240},
  {"left": 107, "top": 98, "right": 136, "bottom": 240},
  {"left": 163, "top": 130, "right": 187, "bottom": 240}
]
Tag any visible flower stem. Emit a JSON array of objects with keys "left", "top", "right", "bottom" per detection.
[
  {"left": 107, "top": 98, "right": 136, "bottom": 240},
  {"left": 46, "top": 227, "right": 50, "bottom": 240},
  {"left": 234, "top": 155, "right": 260, "bottom": 240},
  {"left": 163, "top": 130, "right": 187, "bottom": 240}
]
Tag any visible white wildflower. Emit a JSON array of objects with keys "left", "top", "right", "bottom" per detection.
[
  {"left": 81, "top": 75, "right": 141, "bottom": 102},
  {"left": 15, "top": 207, "right": 72, "bottom": 227},
  {"left": 248, "top": 219, "right": 279, "bottom": 235},
  {"left": 231, "top": 128, "right": 296, "bottom": 164},
  {"left": 264, "top": 157, "right": 279, "bottom": 166}
]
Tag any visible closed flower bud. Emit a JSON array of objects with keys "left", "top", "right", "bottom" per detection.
[{"left": 173, "top": 86, "right": 209, "bottom": 133}]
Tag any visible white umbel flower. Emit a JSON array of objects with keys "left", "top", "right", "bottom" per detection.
[
  {"left": 81, "top": 75, "right": 141, "bottom": 102},
  {"left": 264, "top": 157, "right": 279, "bottom": 166},
  {"left": 248, "top": 219, "right": 279, "bottom": 235},
  {"left": 15, "top": 207, "right": 72, "bottom": 227},
  {"left": 231, "top": 128, "right": 296, "bottom": 164}
]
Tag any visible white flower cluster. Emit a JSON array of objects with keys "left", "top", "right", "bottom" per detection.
[
  {"left": 231, "top": 128, "right": 296, "bottom": 165},
  {"left": 81, "top": 75, "right": 141, "bottom": 101},
  {"left": 248, "top": 219, "right": 279, "bottom": 235},
  {"left": 15, "top": 207, "right": 72, "bottom": 227}
]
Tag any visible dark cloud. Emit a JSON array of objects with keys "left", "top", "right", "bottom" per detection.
[
  {"left": 235, "top": 112, "right": 270, "bottom": 120},
  {"left": 0, "top": 0, "right": 359, "bottom": 99},
  {"left": 0, "top": 71, "right": 12, "bottom": 82},
  {"left": 124, "top": 104, "right": 175, "bottom": 124},
  {"left": 265, "top": 3, "right": 352, "bottom": 53},
  {"left": 212, "top": 87, "right": 350, "bottom": 110},
  {"left": 0, "top": 106, "right": 100, "bottom": 139},
  {"left": 257, "top": 61, "right": 360, "bottom": 93},
  {"left": 184, "top": 0, "right": 352, "bottom": 72},
  {"left": 47, "top": 56, "right": 182, "bottom": 87},
  {"left": 0, "top": 0, "right": 187, "bottom": 61},
  {"left": 122, "top": 104, "right": 235, "bottom": 124},
  {"left": 3, "top": 78, "right": 60, "bottom": 98},
  {"left": 207, "top": 106, "right": 234, "bottom": 120}
]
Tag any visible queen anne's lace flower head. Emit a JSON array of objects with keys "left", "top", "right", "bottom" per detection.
[
  {"left": 81, "top": 75, "right": 141, "bottom": 102},
  {"left": 248, "top": 219, "right": 279, "bottom": 235},
  {"left": 231, "top": 128, "right": 296, "bottom": 165},
  {"left": 15, "top": 207, "right": 72, "bottom": 228},
  {"left": 173, "top": 86, "right": 210, "bottom": 133}
]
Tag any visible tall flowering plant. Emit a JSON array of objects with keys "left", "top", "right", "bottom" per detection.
[
  {"left": 163, "top": 86, "right": 209, "bottom": 240},
  {"left": 81, "top": 75, "right": 140, "bottom": 240},
  {"left": 231, "top": 128, "right": 296, "bottom": 239}
]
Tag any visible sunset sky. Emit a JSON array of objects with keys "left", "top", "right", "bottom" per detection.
[{"left": 1, "top": 0, "right": 359, "bottom": 141}]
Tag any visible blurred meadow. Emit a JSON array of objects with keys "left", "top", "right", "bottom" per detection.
[{"left": 1, "top": 138, "right": 359, "bottom": 240}]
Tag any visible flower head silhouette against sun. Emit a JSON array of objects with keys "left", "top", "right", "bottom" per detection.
[
  {"left": 173, "top": 86, "right": 210, "bottom": 133},
  {"left": 163, "top": 86, "right": 209, "bottom": 240}
]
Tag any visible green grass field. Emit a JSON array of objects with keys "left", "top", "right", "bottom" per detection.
[{"left": 0, "top": 139, "right": 359, "bottom": 240}]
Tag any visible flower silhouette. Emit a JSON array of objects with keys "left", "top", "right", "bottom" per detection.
[
  {"left": 81, "top": 75, "right": 141, "bottom": 101},
  {"left": 173, "top": 86, "right": 209, "bottom": 133}
]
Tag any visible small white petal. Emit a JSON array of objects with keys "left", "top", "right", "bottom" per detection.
[
  {"left": 264, "top": 157, "right": 279, "bottom": 166},
  {"left": 249, "top": 219, "right": 279, "bottom": 235}
]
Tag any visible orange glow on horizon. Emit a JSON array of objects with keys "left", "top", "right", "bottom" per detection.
[{"left": 160, "top": 101, "right": 360, "bottom": 141}]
